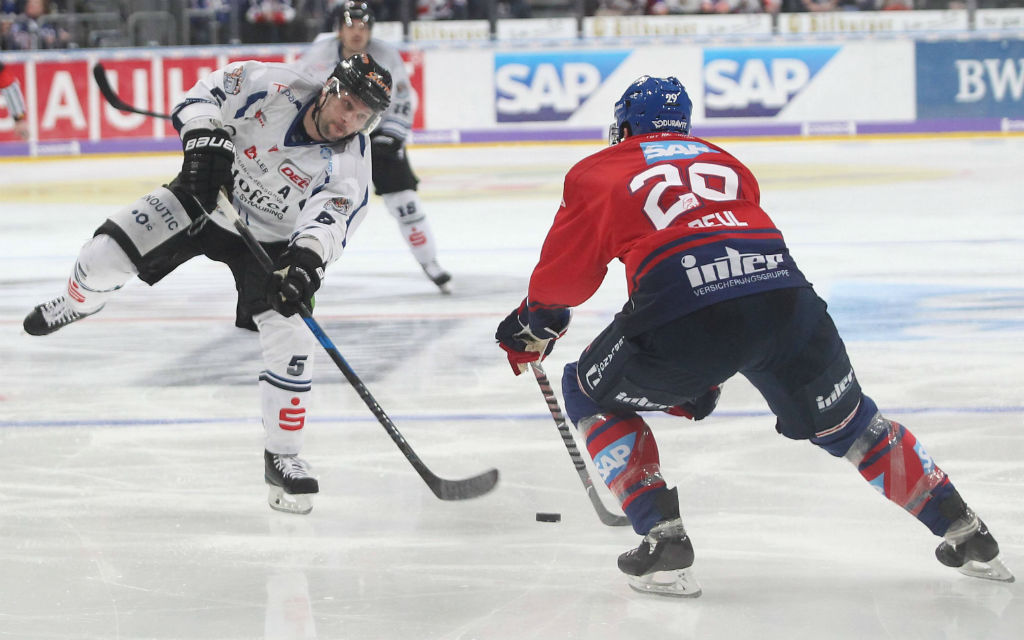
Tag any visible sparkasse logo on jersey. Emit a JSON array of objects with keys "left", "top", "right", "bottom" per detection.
[
  {"left": 703, "top": 46, "right": 838, "bottom": 118},
  {"left": 495, "top": 50, "right": 629, "bottom": 122}
]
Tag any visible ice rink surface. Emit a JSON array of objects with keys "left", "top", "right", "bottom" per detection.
[{"left": 1, "top": 135, "right": 1022, "bottom": 639}]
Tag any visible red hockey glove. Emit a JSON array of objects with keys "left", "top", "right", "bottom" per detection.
[
  {"left": 666, "top": 385, "right": 721, "bottom": 421},
  {"left": 495, "top": 299, "right": 570, "bottom": 376}
]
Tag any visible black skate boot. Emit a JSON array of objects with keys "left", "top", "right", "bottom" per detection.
[
  {"left": 420, "top": 260, "right": 452, "bottom": 294},
  {"left": 264, "top": 450, "right": 319, "bottom": 515},
  {"left": 23, "top": 295, "right": 103, "bottom": 336},
  {"left": 617, "top": 488, "right": 701, "bottom": 597},
  {"left": 935, "top": 506, "right": 1014, "bottom": 582}
]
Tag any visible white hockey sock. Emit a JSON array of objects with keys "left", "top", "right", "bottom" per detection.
[
  {"left": 254, "top": 310, "right": 316, "bottom": 455},
  {"left": 68, "top": 234, "right": 137, "bottom": 312},
  {"left": 381, "top": 189, "right": 439, "bottom": 266}
]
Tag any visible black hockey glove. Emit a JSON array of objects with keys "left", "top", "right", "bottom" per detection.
[
  {"left": 265, "top": 247, "right": 325, "bottom": 318},
  {"left": 370, "top": 131, "right": 404, "bottom": 157},
  {"left": 666, "top": 385, "right": 722, "bottom": 421},
  {"left": 179, "top": 127, "right": 235, "bottom": 213},
  {"left": 495, "top": 298, "right": 570, "bottom": 376}
]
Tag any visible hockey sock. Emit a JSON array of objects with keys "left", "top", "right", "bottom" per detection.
[
  {"left": 843, "top": 411, "right": 959, "bottom": 536},
  {"left": 580, "top": 412, "right": 668, "bottom": 534},
  {"left": 381, "top": 190, "right": 439, "bottom": 265},
  {"left": 255, "top": 310, "right": 316, "bottom": 455},
  {"left": 561, "top": 361, "right": 602, "bottom": 426},
  {"left": 68, "top": 234, "right": 137, "bottom": 312}
]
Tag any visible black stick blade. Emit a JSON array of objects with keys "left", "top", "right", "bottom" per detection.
[
  {"left": 429, "top": 468, "right": 499, "bottom": 501},
  {"left": 93, "top": 63, "right": 172, "bottom": 120}
]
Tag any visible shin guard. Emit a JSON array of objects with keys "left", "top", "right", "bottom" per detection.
[
  {"left": 580, "top": 412, "right": 668, "bottom": 534},
  {"left": 255, "top": 311, "right": 316, "bottom": 455},
  {"left": 844, "top": 412, "right": 958, "bottom": 535},
  {"left": 381, "top": 190, "right": 439, "bottom": 266},
  {"left": 69, "top": 234, "right": 137, "bottom": 312}
]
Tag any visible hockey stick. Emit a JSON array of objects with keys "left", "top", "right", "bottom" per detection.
[
  {"left": 530, "top": 363, "right": 630, "bottom": 526},
  {"left": 93, "top": 63, "right": 173, "bottom": 121},
  {"left": 213, "top": 192, "right": 498, "bottom": 500},
  {"left": 91, "top": 66, "right": 499, "bottom": 500}
]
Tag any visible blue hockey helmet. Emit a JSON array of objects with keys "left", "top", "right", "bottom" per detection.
[{"left": 610, "top": 76, "right": 692, "bottom": 145}]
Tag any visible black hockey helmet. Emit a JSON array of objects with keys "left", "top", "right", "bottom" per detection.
[
  {"left": 336, "top": 1, "right": 375, "bottom": 29},
  {"left": 326, "top": 53, "right": 392, "bottom": 134}
]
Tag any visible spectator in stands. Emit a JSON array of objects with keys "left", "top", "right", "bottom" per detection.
[
  {"left": 242, "top": 0, "right": 300, "bottom": 42},
  {"left": 2, "top": 0, "right": 71, "bottom": 50},
  {"left": 799, "top": 0, "right": 838, "bottom": 11},
  {"left": 188, "top": 0, "right": 232, "bottom": 45}
]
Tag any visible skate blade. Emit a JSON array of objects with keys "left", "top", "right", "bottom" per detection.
[
  {"left": 627, "top": 569, "right": 702, "bottom": 598},
  {"left": 267, "top": 486, "right": 314, "bottom": 515},
  {"left": 957, "top": 556, "right": 1015, "bottom": 583}
]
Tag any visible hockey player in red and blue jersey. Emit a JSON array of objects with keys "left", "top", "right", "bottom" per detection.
[{"left": 496, "top": 76, "right": 1013, "bottom": 597}]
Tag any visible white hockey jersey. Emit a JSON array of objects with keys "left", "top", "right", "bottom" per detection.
[
  {"left": 171, "top": 60, "right": 373, "bottom": 266},
  {"left": 296, "top": 35, "right": 416, "bottom": 143}
]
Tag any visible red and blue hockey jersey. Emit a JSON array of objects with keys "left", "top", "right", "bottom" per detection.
[{"left": 528, "top": 132, "right": 810, "bottom": 336}]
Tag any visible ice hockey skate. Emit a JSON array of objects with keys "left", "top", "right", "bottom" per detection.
[
  {"left": 618, "top": 517, "right": 702, "bottom": 597},
  {"left": 23, "top": 294, "right": 103, "bottom": 336},
  {"left": 935, "top": 508, "right": 1014, "bottom": 582},
  {"left": 421, "top": 260, "right": 452, "bottom": 294},
  {"left": 264, "top": 450, "right": 319, "bottom": 515}
]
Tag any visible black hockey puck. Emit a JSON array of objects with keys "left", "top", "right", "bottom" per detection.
[{"left": 536, "top": 512, "right": 561, "bottom": 523}]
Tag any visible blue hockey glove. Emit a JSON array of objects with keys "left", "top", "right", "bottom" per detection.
[
  {"left": 495, "top": 299, "right": 571, "bottom": 375},
  {"left": 265, "top": 247, "right": 324, "bottom": 317},
  {"left": 666, "top": 385, "right": 721, "bottom": 421}
]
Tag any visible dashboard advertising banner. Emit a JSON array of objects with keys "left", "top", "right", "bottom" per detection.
[
  {"left": 916, "top": 40, "right": 1024, "bottom": 120},
  {"left": 494, "top": 49, "right": 630, "bottom": 123}
]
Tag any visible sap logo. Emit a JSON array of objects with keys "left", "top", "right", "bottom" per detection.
[
  {"left": 954, "top": 58, "right": 1024, "bottom": 103},
  {"left": 641, "top": 141, "right": 716, "bottom": 163},
  {"left": 913, "top": 441, "right": 935, "bottom": 475},
  {"left": 815, "top": 368, "right": 855, "bottom": 411},
  {"left": 496, "top": 63, "right": 601, "bottom": 120},
  {"left": 594, "top": 433, "right": 636, "bottom": 483},
  {"left": 495, "top": 51, "right": 628, "bottom": 122},
  {"left": 704, "top": 47, "right": 838, "bottom": 117}
]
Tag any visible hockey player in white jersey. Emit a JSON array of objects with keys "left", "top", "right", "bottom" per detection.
[
  {"left": 298, "top": 1, "right": 452, "bottom": 293},
  {"left": 23, "top": 54, "right": 393, "bottom": 515}
]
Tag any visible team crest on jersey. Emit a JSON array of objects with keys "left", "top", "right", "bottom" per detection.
[
  {"left": 223, "top": 66, "right": 245, "bottom": 95},
  {"left": 325, "top": 196, "right": 352, "bottom": 214},
  {"left": 640, "top": 141, "right": 717, "bottom": 165}
]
